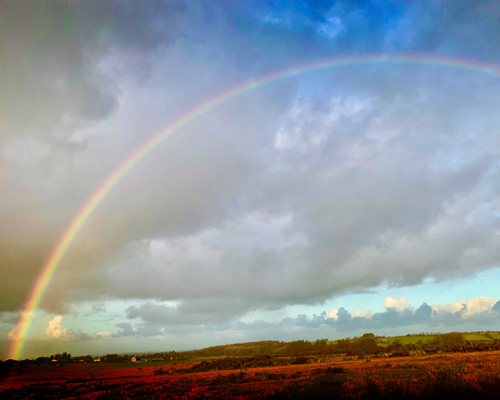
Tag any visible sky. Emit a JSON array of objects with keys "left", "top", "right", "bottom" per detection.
[{"left": 1, "top": 0, "right": 500, "bottom": 359}]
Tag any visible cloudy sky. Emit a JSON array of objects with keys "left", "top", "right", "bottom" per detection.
[{"left": 2, "top": 0, "right": 500, "bottom": 359}]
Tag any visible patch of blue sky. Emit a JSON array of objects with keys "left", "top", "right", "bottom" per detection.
[
  {"left": 246, "top": 0, "right": 313, "bottom": 30},
  {"left": 33, "top": 299, "right": 180, "bottom": 338},
  {"left": 242, "top": 266, "right": 500, "bottom": 323},
  {"left": 331, "top": 266, "right": 500, "bottom": 310}
]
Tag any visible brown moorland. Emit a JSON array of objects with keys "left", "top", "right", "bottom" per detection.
[{"left": 2, "top": 351, "right": 500, "bottom": 399}]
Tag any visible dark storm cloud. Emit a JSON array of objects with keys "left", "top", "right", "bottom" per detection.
[
  {"left": 0, "top": 0, "right": 190, "bottom": 316},
  {"left": 0, "top": 0, "right": 285, "bottom": 316},
  {"left": 0, "top": 0, "right": 185, "bottom": 144},
  {"left": 0, "top": 0, "right": 189, "bottom": 313}
]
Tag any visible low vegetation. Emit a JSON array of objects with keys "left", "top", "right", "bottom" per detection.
[
  {"left": 2, "top": 331, "right": 500, "bottom": 398},
  {"left": 3, "top": 351, "right": 500, "bottom": 399}
]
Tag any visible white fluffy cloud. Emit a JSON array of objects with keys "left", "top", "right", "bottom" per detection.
[
  {"left": 432, "top": 297, "right": 498, "bottom": 319},
  {"left": 45, "top": 316, "right": 78, "bottom": 342},
  {"left": 385, "top": 297, "right": 408, "bottom": 310},
  {"left": 328, "top": 308, "right": 339, "bottom": 320},
  {"left": 274, "top": 95, "right": 371, "bottom": 152},
  {"left": 45, "top": 316, "right": 110, "bottom": 343}
]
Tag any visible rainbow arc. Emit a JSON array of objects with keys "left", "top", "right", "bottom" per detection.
[{"left": 8, "top": 53, "right": 500, "bottom": 360}]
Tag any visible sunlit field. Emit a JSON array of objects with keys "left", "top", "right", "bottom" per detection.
[{"left": 2, "top": 350, "right": 500, "bottom": 399}]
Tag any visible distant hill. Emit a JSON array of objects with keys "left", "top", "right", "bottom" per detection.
[
  {"left": 6, "top": 331, "right": 500, "bottom": 363},
  {"left": 140, "top": 331, "right": 500, "bottom": 361}
]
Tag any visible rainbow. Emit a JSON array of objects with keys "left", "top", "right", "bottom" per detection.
[{"left": 7, "top": 53, "right": 500, "bottom": 360}]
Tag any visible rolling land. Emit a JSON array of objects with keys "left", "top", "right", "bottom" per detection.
[{"left": 2, "top": 332, "right": 500, "bottom": 399}]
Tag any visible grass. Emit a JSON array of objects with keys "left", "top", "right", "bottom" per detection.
[
  {"left": 382, "top": 331, "right": 500, "bottom": 346},
  {"left": 488, "top": 332, "right": 500, "bottom": 340},
  {"left": 463, "top": 333, "right": 490, "bottom": 341},
  {"left": 385, "top": 335, "right": 435, "bottom": 345}
]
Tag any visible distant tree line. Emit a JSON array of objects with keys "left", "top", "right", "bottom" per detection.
[{"left": 3, "top": 331, "right": 500, "bottom": 368}]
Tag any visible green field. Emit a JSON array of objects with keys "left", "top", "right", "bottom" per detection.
[
  {"left": 381, "top": 331, "right": 500, "bottom": 346},
  {"left": 390, "top": 335, "right": 435, "bottom": 345}
]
